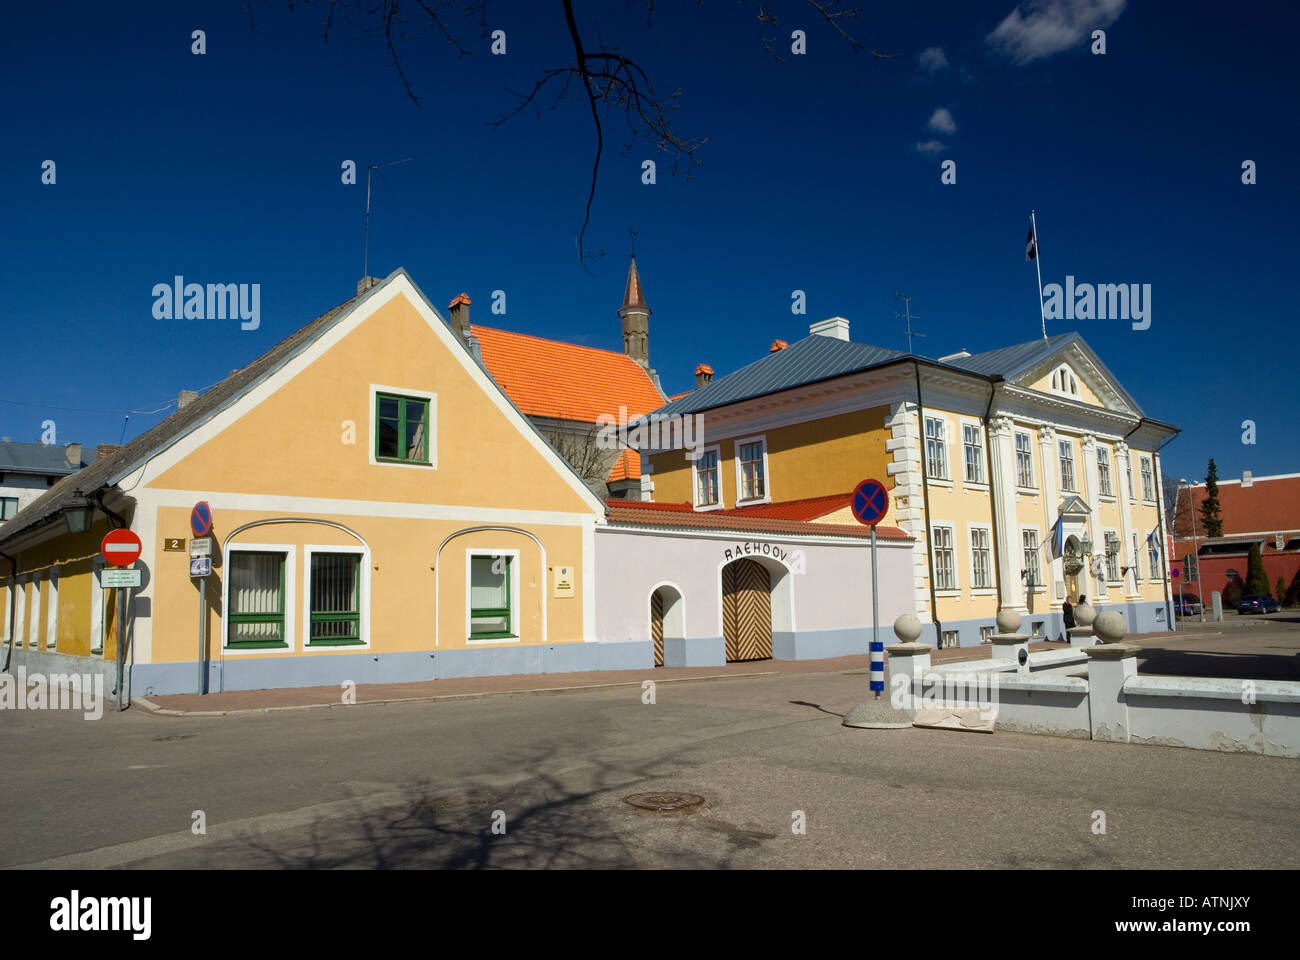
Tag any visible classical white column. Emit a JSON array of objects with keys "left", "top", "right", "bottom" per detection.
[
  {"left": 1037, "top": 425, "right": 1061, "bottom": 601},
  {"left": 1081, "top": 435, "right": 1107, "bottom": 602},
  {"left": 1114, "top": 441, "right": 1141, "bottom": 599},
  {"left": 987, "top": 416, "right": 1024, "bottom": 611}
]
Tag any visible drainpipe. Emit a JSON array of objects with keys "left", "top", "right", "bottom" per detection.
[
  {"left": 1147, "top": 423, "right": 1181, "bottom": 631},
  {"left": 0, "top": 549, "right": 15, "bottom": 672},
  {"left": 93, "top": 490, "right": 127, "bottom": 530},
  {"left": 983, "top": 378, "right": 1005, "bottom": 613},
  {"left": 913, "top": 361, "right": 943, "bottom": 647}
]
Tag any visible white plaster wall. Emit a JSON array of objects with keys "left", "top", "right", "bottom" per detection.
[{"left": 594, "top": 526, "right": 915, "bottom": 643}]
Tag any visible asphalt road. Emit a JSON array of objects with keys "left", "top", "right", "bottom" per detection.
[{"left": 3, "top": 663, "right": 1296, "bottom": 869}]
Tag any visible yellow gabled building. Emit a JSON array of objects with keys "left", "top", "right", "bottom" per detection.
[
  {"left": 644, "top": 318, "right": 1179, "bottom": 647},
  {"left": 0, "top": 270, "right": 629, "bottom": 695}
]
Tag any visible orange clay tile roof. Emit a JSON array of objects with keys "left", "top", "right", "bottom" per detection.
[
  {"left": 1172, "top": 473, "right": 1300, "bottom": 539},
  {"left": 668, "top": 390, "right": 693, "bottom": 401},
  {"left": 605, "top": 498, "right": 910, "bottom": 540},
  {"left": 470, "top": 324, "right": 663, "bottom": 483},
  {"left": 608, "top": 448, "right": 640, "bottom": 483},
  {"left": 725, "top": 492, "right": 855, "bottom": 521},
  {"left": 471, "top": 324, "right": 664, "bottom": 424}
]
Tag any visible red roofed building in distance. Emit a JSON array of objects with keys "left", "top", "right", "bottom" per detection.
[
  {"left": 1171, "top": 470, "right": 1300, "bottom": 602},
  {"left": 452, "top": 257, "right": 667, "bottom": 499}
]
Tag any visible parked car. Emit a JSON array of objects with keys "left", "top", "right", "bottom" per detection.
[
  {"left": 1172, "top": 593, "right": 1202, "bottom": 616},
  {"left": 1236, "top": 594, "right": 1281, "bottom": 615}
]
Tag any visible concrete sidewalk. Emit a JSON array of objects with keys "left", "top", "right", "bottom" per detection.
[{"left": 135, "top": 636, "right": 1201, "bottom": 717}]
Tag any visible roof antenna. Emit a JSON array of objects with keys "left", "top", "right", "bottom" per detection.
[
  {"left": 363, "top": 157, "right": 413, "bottom": 279},
  {"left": 895, "top": 291, "right": 926, "bottom": 354},
  {"left": 118, "top": 415, "right": 129, "bottom": 444}
]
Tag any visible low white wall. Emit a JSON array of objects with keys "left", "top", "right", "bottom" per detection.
[
  {"left": 990, "top": 674, "right": 1091, "bottom": 739},
  {"left": 1123, "top": 676, "right": 1300, "bottom": 758}
]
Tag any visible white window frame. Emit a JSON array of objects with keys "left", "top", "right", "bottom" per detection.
[
  {"left": 1147, "top": 536, "right": 1161, "bottom": 579},
  {"left": 369, "top": 382, "right": 438, "bottom": 470},
  {"left": 967, "top": 524, "right": 994, "bottom": 593},
  {"left": 465, "top": 548, "right": 522, "bottom": 644},
  {"left": 692, "top": 444, "right": 724, "bottom": 510},
  {"left": 924, "top": 417, "right": 949, "bottom": 482},
  {"left": 1096, "top": 446, "right": 1114, "bottom": 498},
  {"left": 1140, "top": 456, "right": 1156, "bottom": 502},
  {"left": 1015, "top": 431, "right": 1036, "bottom": 490},
  {"left": 28, "top": 572, "right": 41, "bottom": 648},
  {"left": 931, "top": 523, "right": 958, "bottom": 594},
  {"left": 979, "top": 625, "right": 995, "bottom": 644},
  {"left": 222, "top": 543, "right": 297, "bottom": 654},
  {"left": 1103, "top": 530, "right": 1122, "bottom": 583},
  {"left": 961, "top": 420, "right": 986, "bottom": 486},
  {"left": 45, "top": 566, "right": 59, "bottom": 649},
  {"left": 940, "top": 630, "right": 960, "bottom": 649},
  {"left": 303, "top": 545, "right": 371, "bottom": 650},
  {"left": 1021, "top": 526, "right": 1044, "bottom": 594},
  {"left": 733, "top": 434, "right": 771, "bottom": 505},
  {"left": 1058, "top": 439, "right": 1076, "bottom": 493}
]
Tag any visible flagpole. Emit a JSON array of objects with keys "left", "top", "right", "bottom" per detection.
[{"left": 1032, "top": 209, "right": 1047, "bottom": 340}]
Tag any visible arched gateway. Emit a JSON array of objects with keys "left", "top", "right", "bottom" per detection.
[{"left": 721, "top": 558, "right": 772, "bottom": 661}]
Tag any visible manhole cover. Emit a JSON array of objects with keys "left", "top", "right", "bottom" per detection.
[{"left": 623, "top": 791, "right": 705, "bottom": 812}]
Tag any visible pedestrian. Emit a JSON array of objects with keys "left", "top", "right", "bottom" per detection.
[{"left": 1062, "top": 595, "right": 1076, "bottom": 631}]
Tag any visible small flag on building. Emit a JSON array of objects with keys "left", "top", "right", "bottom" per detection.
[
  {"left": 1025, "top": 223, "right": 1038, "bottom": 262},
  {"left": 1049, "top": 515, "right": 1065, "bottom": 559}
]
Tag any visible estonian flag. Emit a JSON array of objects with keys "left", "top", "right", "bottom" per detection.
[
  {"left": 1049, "top": 515, "right": 1065, "bottom": 560},
  {"left": 1025, "top": 223, "right": 1038, "bottom": 262},
  {"left": 1146, "top": 525, "right": 1161, "bottom": 555}
]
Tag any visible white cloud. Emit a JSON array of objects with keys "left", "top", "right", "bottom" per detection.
[
  {"left": 915, "top": 140, "right": 947, "bottom": 154},
  {"left": 928, "top": 108, "right": 957, "bottom": 134},
  {"left": 987, "top": 0, "right": 1126, "bottom": 65},
  {"left": 918, "top": 47, "right": 949, "bottom": 72}
]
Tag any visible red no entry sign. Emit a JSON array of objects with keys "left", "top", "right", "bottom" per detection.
[{"left": 101, "top": 528, "right": 142, "bottom": 567}]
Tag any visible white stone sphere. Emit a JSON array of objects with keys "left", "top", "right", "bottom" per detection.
[
  {"left": 995, "top": 608, "right": 1023, "bottom": 634},
  {"left": 893, "top": 613, "right": 923, "bottom": 643},
  {"left": 1093, "top": 610, "right": 1127, "bottom": 643},
  {"left": 1074, "top": 601, "right": 1096, "bottom": 627}
]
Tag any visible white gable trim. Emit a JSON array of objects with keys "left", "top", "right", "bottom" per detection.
[{"left": 130, "top": 272, "right": 606, "bottom": 516}]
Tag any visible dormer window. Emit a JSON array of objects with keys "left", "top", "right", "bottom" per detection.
[{"left": 1050, "top": 364, "right": 1079, "bottom": 398}]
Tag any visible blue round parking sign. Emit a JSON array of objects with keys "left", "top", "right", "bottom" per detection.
[
  {"left": 190, "top": 501, "right": 213, "bottom": 538},
  {"left": 851, "top": 479, "right": 889, "bottom": 527}
]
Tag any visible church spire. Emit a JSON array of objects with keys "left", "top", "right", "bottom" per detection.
[{"left": 619, "top": 255, "right": 651, "bottom": 368}]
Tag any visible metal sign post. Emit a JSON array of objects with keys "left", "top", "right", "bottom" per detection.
[
  {"left": 101, "top": 531, "right": 142, "bottom": 712},
  {"left": 190, "top": 504, "right": 214, "bottom": 695},
  {"left": 843, "top": 479, "right": 912, "bottom": 729}
]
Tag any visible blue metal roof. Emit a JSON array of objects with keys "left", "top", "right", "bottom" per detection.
[
  {"left": 0, "top": 440, "right": 94, "bottom": 475},
  {"left": 651, "top": 328, "right": 1147, "bottom": 419},
  {"left": 651, "top": 335, "right": 906, "bottom": 418}
]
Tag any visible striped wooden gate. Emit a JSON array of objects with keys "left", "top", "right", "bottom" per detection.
[
  {"left": 722, "top": 559, "right": 772, "bottom": 662},
  {"left": 650, "top": 589, "right": 665, "bottom": 666}
]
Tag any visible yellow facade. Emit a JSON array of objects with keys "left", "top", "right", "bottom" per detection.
[{"left": 649, "top": 404, "right": 893, "bottom": 515}]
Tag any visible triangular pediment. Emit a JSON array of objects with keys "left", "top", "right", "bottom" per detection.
[
  {"left": 1057, "top": 494, "right": 1091, "bottom": 517},
  {"left": 1013, "top": 337, "right": 1142, "bottom": 417}
]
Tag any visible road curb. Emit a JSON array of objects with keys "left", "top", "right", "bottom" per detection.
[{"left": 130, "top": 670, "right": 785, "bottom": 718}]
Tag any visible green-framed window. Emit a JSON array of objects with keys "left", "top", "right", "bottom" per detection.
[
  {"left": 309, "top": 552, "right": 362, "bottom": 645},
  {"left": 375, "top": 393, "right": 430, "bottom": 464},
  {"left": 228, "top": 551, "right": 287, "bottom": 648},
  {"left": 469, "top": 555, "right": 514, "bottom": 639}
]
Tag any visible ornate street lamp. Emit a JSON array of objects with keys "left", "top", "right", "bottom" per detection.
[{"left": 61, "top": 490, "right": 95, "bottom": 534}]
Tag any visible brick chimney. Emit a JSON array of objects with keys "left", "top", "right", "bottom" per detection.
[
  {"left": 96, "top": 443, "right": 122, "bottom": 461},
  {"left": 448, "top": 294, "right": 482, "bottom": 363},
  {"left": 770, "top": 339, "right": 788, "bottom": 352},
  {"left": 357, "top": 276, "right": 381, "bottom": 296},
  {"left": 178, "top": 390, "right": 199, "bottom": 410},
  {"left": 695, "top": 363, "right": 714, "bottom": 389},
  {"left": 64, "top": 442, "right": 81, "bottom": 468}
]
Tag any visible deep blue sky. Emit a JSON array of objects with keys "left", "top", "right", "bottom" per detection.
[{"left": 2, "top": 0, "right": 1295, "bottom": 486}]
